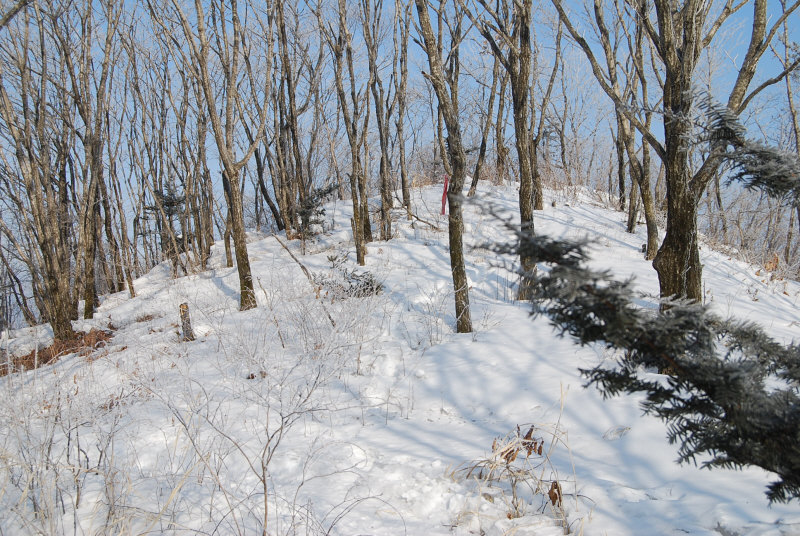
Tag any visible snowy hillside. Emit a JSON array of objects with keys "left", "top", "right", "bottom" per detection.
[{"left": 2, "top": 184, "right": 799, "bottom": 535}]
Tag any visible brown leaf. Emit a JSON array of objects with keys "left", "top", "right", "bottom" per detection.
[
  {"left": 548, "top": 481, "right": 562, "bottom": 507},
  {"left": 505, "top": 448, "right": 518, "bottom": 464}
]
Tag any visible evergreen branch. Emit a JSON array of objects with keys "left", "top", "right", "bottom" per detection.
[
  {"left": 697, "top": 96, "right": 800, "bottom": 206},
  {"left": 501, "top": 231, "right": 800, "bottom": 503}
]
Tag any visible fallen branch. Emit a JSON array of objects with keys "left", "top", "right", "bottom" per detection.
[{"left": 273, "top": 235, "right": 336, "bottom": 328}]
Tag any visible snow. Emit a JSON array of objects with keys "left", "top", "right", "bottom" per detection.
[{"left": 1, "top": 183, "right": 799, "bottom": 535}]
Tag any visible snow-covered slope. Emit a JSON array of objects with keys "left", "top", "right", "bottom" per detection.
[{"left": 2, "top": 184, "right": 798, "bottom": 535}]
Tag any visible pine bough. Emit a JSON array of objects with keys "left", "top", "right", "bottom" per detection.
[
  {"left": 502, "top": 97, "right": 800, "bottom": 503},
  {"left": 511, "top": 233, "right": 800, "bottom": 503}
]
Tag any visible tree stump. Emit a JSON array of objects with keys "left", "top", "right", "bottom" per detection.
[{"left": 179, "top": 303, "right": 195, "bottom": 342}]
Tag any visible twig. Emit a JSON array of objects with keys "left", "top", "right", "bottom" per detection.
[
  {"left": 409, "top": 211, "right": 442, "bottom": 231},
  {"left": 273, "top": 235, "right": 337, "bottom": 328}
]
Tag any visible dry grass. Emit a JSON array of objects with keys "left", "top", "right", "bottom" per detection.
[
  {"left": 2, "top": 328, "right": 113, "bottom": 376},
  {"left": 451, "top": 423, "right": 574, "bottom": 532}
]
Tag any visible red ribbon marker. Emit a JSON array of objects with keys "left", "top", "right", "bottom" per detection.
[{"left": 441, "top": 175, "right": 449, "bottom": 215}]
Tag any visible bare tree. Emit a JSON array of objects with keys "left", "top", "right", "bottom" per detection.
[
  {"left": 362, "top": 0, "right": 396, "bottom": 241},
  {"left": 102, "top": 73, "right": 136, "bottom": 297},
  {"left": 316, "top": 0, "right": 373, "bottom": 265},
  {"left": 394, "top": 0, "right": 413, "bottom": 216},
  {"left": 156, "top": 0, "right": 275, "bottom": 310},
  {"left": 552, "top": 0, "right": 800, "bottom": 300},
  {"left": 414, "top": 0, "right": 472, "bottom": 333},
  {"left": 0, "top": 1, "right": 77, "bottom": 338},
  {"left": 624, "top": 6, "right": 659, "bottom": 261},
  {"left": 51, "top": 0, "right": 124, "bottom": 318},
  {"left": 238, "top": 4, "right": 321, "bottom": 237},
  {"left": 0, "top": 0, "right": 127, "bottom": 333},
  {"left": 774, "top": 0, "right": 800, "bottom": 268},
  {"left": 494, "top": 71, "right": 510, "bottom": 185},
  {"left": 180, "top": 77, "right": 217, "bottom": 271},
  {"left": 590, "top": 0, "right": 659, "bottom": 258},
  {"left": 529, "top": 16, "right": 562, "bottom": 209},
  {"left": 272, "top": 4, "right": 327, "bottom": 237},
  {"left": 467, "top": 55, "right": 500, "bottom": 197},
  {"left": 276, "top": 4, "right": 306, "bottom": 233},
  {"left": 123, "top": 32, "right": 191, "bottom": 278},
  {"left": 461, "top": 0, "right": 539, "bottom": 300},
  {"left": 0, "top": 0, "right": 129, "bottom": 331}
]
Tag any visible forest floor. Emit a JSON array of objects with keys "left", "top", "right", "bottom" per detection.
[{"left": 2, "top": 182, "right": 799, "bottom": 535}]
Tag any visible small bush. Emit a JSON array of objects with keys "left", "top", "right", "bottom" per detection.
[
  {"left": 451, "top": 423, "right": 572, "bottom": 530},
  {"left": 312, "top": 254, "right": 383, "bottom": 300}
]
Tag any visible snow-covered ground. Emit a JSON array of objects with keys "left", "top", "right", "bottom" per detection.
[{"left": 1, "top": 183, "right": 798, "bottom": 535}]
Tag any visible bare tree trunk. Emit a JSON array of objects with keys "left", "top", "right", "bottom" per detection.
[
  {"left": 627, "top": 16, "right": 659, "bottom": 259},
  {"left": 462, "top": 0, "right": 535, "bottom": 298},
  {"left": 276, "top": 5, "right": 311, "bottom": 233},
  {"left": 81, "top": 179, "right": 99, "bottom": 318},
  {"left": 361, "top": 0, "right": 394, "bottom": 241},
  {"left": 787, "top": 207, "right": 799, "bottom": 268},
  {"left": 468, "top": 57, "right": 500, "bottom": 197},
  {"left": 254, "top": 148, "right": 284, "bottom": 230},
  {"left": 530, "top": 20, "right": 562, "bottom": 210},
  {"left": 614, "top": 115, "right": 627, "bottom": 211},
  {"left": 778, "top": 0, "right": 800, "bottom": 266},
  {"left": 434, "top": 103, "right": 452, "bottom": 178},
  {"left": 162, "top": 0, "right": 274, "bottom": 310},
  {"left": 415, "top": 0, "right": 471, "bottom": 333},
  {"left": 319, "top": 0, "right": 371, "bottom": 264},
  {"left": 626, "top": 175, "right": 639, "bottom": 232},
  {"left": 324, "top": 24, "right": 374, "bottom": 250},
  {"left": 108, "top": 157, "right": 136, "bottom": 297},
  {"left": 394, "top": 0, "right": 412, "bottom": 216},
  {"left": 360, "top": 96, "right": 373, "bottom": 244},
  {"left": 98, "top": 160, "right": 124, "bottom": 292},
  {"left": 552, "top": 0, "right": 799, "bottom": 301},
  {"left": 495, "top": 72, "right": 509, "bottom": 184}
]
